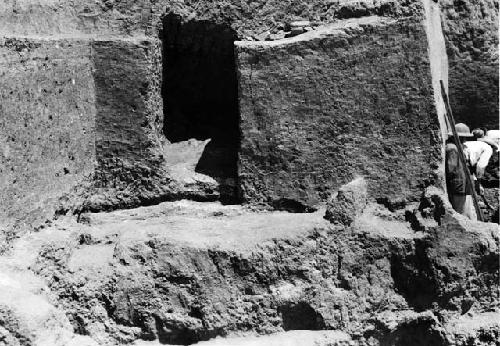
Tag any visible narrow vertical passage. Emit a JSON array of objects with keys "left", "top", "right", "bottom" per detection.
[{"left": 161, "top": 13, "right": 241, "bottom": 203}]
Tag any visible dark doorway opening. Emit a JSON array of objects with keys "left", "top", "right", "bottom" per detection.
[{"left": 161, "top": 14, "right": 241, "bottom": 204}]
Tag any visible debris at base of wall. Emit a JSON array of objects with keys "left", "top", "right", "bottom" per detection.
[{"left": 325, "top": 177, "right": 368, "bottom": 226}]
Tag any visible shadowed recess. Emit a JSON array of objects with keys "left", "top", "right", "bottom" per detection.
[
  {"left": 161, "top": 14, "right": 241, "bottom": 203},
  {"left": 278, "top": 302, "right": 325, "bottom": 331}
]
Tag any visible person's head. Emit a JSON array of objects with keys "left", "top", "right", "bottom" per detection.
[
  {"left": 448, "top": 123, "right": 474, "bottom": 143},
  {"left": 472, "top": 128, "right": 485, "bottom": 139}
]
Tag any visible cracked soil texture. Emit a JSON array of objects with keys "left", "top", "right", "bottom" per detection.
[{"left": 0, "top": 192, "right": 498, "bottom": 345}]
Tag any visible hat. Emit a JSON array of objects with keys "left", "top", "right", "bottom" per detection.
[{"left": 449, "top": 123, "right": 473, "bottom": 138}]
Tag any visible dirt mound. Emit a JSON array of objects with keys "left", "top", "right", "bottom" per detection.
[{"left": 0, "top": 192, "right": 497, "bottom": 345}]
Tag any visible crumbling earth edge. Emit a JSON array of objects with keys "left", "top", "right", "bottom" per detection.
[{"left": 0, "top": 189, "right": 497, "bottom": 346}]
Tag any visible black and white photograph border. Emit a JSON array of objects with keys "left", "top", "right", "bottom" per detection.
[{"left": 0, "top": 0, "right": 498, "bottom": 345}]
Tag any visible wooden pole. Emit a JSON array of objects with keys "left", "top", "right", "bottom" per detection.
[{"left": 440, "top": 80, "right": 484, "bottom": 221}]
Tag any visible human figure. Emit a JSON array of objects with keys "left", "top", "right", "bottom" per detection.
[
  {"left": 485, "top": 129, "right": 500, "bottom": 147},
  {"left": 472, "top": 128, "right": 498, "bottom": 151},
  {"left": 465, "top": 132, "right": 493, "bottom": 181},
  {"left": 480, "top": 128, "right": 500, "bottom": 183},
  {"left": 445, "top": 123, "right": 476, "bottom": 220},
  {"left": 469, "top": 128, "right": 497, "bottom": 221}
]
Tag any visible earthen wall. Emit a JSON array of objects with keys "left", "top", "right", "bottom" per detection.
[
  {"left": 93, "top": 39, "right": 164, "bottom": 190},
  {"left": 236, "top": 15, "right": 444, "bottom": 207},
  {"left": 0, "top": 0, "right": 495, "bottom": 225},
  {"left": 0, "top": 38, "right": 96, "bottom": 229}
]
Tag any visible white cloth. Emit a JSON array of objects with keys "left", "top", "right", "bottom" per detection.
[
  {"left": 485, "top": 130, "right": 500, "bottom": 145},
  {"left": 464, "top": 140, "right": 493, "bottom": 170}
]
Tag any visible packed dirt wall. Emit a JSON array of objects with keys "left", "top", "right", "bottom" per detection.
[
  {"left": 0, "top": 38, "right": 97, "bottom": 232},
  {"left": 1, "top": 0, "right": 495, "bottom": 128},
  {"left": 0, "top": 0, "right": 497, "bottom": 227},
  {"left": 0, "top": 0, "right": 459, "bottom": 229},
  {"left": 236, "top": 10, "right": 447, "bottom": 207}
]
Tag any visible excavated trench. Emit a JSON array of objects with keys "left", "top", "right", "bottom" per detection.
[
  {"left": 161, "top": 14, "right": 241, "bottom": 204},
  {"left": 0, "top": 1, "right": 498, "bottom": 345},
  {"left": 19, "top": 195, "right": 498, "bottom": 346}
]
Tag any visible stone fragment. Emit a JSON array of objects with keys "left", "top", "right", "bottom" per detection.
[
  {"left": 290, "top": 20, "right": 311, "bottom": 28},
  {"left": 287, "top": 20, "right": 312, "bottom": 37},
  {"left": 285, "top": 20, "right": 311, "bottom": 31},
  {"left": 254, "top": 30, "right": 271, "bottom": 41},
  {"left": 286, "top": 27, "right": 306, "bottom": 37},
  {"left": 325, "top": 177, "right": 368, "bottom": 225},
  {"left": 268, "top": 31, "right": 286, "bottom": 41},
  {"left": 284, "top": 19, "right": 312, "bottom": 37}
]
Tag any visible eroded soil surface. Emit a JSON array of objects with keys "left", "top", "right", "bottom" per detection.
[{"left": 0, "top": 195, "right": 498, "bottom": 346}]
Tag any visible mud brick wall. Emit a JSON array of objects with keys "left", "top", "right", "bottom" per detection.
[
  {"left": 440, "top": 0, "right": 498, "bottom": 130},
  {"left": 0, "top": 0, "right": 160, "bottom": 37},
  {"left": 0, "top": 1, "right": 496, "bottom": 124},
  {"left": 92, "top": 39, "right": 164, "bottom": 192},
  {"left": 236, "top": 15, "right": 444, "bottom": 207},
  {"left": 0, "top": 36, "right": 166, "bottom": 227},
  {"left": 0, "top": 38, "right": 96, "bottom": 229},
  {"left": 0, "top": 0, "right": 493, "bottom": 220}
]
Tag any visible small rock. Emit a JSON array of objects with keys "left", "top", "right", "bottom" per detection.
[
  {"left": 268, "top": 31, "right": 286, "bottom": 41},
  {"left": 284, "top": 27, "right": 307, "bottom": 38},
  {"left": 255, "top": 30, "right": 271, "bottom": 41},
  {"left": 79, "top": 233, "right": 93, "bottom": 245},
  {"left": 290, "top": 27, "right": 306, "bottom": 36},
  {"left": 324, "top": 177, "right": 368, "bottom": 226},
  {"left": 290, "top": 20, "right": 311, "bottom": 28},
  {"left": 285, "top": 20, "right": 311, "bottom": 31}
]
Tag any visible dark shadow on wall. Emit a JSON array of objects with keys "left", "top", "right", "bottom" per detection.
[
  {"left": 389, "top": 238, "right": 439, "bottom": 312},
  {"left": 448, "top": 61, "right": 499, "bottom": 130},
  {"left": 278, "top": 301, "right": 325, "bottom": 330},
  {"left": 161, "top": 14, "right": 241, "bottom": 204}
]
